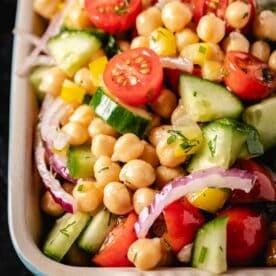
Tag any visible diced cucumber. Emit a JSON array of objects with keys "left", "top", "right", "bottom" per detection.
[
  {"left": 90, "top": 87, "right": 152, "bottom": 138},
  {"left": 78, "top": 208, "right": 116, "bottom": 254},
  {"left": 187, "top": 118, "right": 263, "bottom": 172},
  {"left": 29, "top": 66, "right": 50, "bottom": 102},
  {"left": 43, "top": 212, "right": 90, "bottom": 262},
  {"left": 192, "top": 217, "right": 228, "bottom": 274},
  {"left": 179, "top": 73, "right": 243, "bottom": 122},
  {"left": 67, "top": 145, "right": 96, "bottom": 179},
  {"left": 243, "top": 97, "right": 276, "bottom": 150},
  {"left": 48, "top": 30, "right": 101, "bottom": 76}
]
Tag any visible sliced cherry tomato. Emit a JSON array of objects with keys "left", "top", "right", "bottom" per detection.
[
  {"left": 231, "top": 159, "right": 276, "bottom": 203},
  {"left": 163, "top": 197, "right": 205, "bottom": 253},
  {"left": 218, "top": 207, "right": 267, "bottom": 265},
  {"left": 85, "top": 0, "right": 142, "bottom": 34},
  {"left": 92, "top": 212, "right": 137, "bottom": 267},
  {"left": 223, "top": 51, "right": 275, "bottom": 101},
  {"left": 104, "top": 48, "right": 163, "bottom": 106}
]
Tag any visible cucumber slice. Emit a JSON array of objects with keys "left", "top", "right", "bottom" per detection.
[
  {"left": 192, "top": 216, "right": 228, "bottom": 274},
  {"left": 48, "top": 30, "right": 101, "bottom": 77},
  {"left": 90, "top": 87, "right": 152, "bottom": 138},
  {"left": 78, "top": 208, "right": 116, "bottom": 254},
  {"left": 67, "top": 145, "right": 96, "bottom": 179},
  {"left": 243, "top": 97, "right": 276, "bottom": 150},
  {"left": 179, "top": 73, "right": 243, "bottom": 122},
  {"left": 43, "top": 212, "right": 90, "bottom": 262},
  {"left": 188, "top": 118, "right": 263, "bottom": 172}
]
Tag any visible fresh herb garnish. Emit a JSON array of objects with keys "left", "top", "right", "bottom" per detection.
[
  {"left": 133, "top": 252, "right": 138, "bottom": 263},
  {"left": 193, "top": 91, "right": 198, "bottom": 97},
  {"left": 198, "top": 246, "right": 208, "bottom": 263},
  {"left": 221, "top": 68, "right": 229, "bottom": 77},
  {"left": 60, "top": 221, "right": 76, "bottom": 237},
  {"left": 167, "top": 130, "right": 199, "bottom": 153},
  {"left": 199, "top": 45, "right": 207, "bottom": 54},
  {"left": 114, "top": 0, "right": 129, "bottom": 15},
  {"left": 77, "top": 184, "right": 84, "bottom": 192},
  {"left": 208, "top": 135, "right": 217, "bottom": 157},
  {"left": 219, "top": 245, "right": 223, "bottom": 253},
  {"left": 98, "top": 166, "right": 109, "bottom": 173},
  {"left": 262, "top": 68, "right": 273, "bottom": 83}
]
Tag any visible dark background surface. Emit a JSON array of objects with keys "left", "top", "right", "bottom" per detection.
[{"left": 0, "top": 0, "right": 32, "bottom": 274}]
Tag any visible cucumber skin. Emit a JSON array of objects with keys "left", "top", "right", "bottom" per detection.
[
  {"left": 78, "top": 208, "right": 117, "bottom": 254},
  {"left": 43, "top": 212, "right": 90, "bottom": 262},
  {"left": 179, "top": 74, "right": 243, "bottom": 122},
  {"left": 90, "top": 88, "right": 151, "bottom": 138},
  {"left": 192, "top": 216, "right": 229, "bottom": 274}
]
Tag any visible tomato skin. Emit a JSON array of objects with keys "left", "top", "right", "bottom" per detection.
[
  {"left": 92, "top": 212, "right": 137, "bottom": 267},
  {"left": 163, "top": 197, "right": 205, "bottom": 253},
  {"left": 223, "top": 51, "right": 275, "bottom": 101},
  {"left": 85, "top": 0, "right": 142, "bottom": 34},
  {"left": 104, "top": 48, "right": 163, "bottom": 106},
  {"left": 218, "top": 207, "right": 267, "bottom": 265}
]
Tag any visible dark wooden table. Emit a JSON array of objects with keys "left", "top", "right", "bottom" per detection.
[{"left": 0, "top": 0, "right": 32, "bottom": 274}]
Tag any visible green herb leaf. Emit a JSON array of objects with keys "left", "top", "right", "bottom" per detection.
[
  {"left": 167, "top": 135, "right": 177, "bottom": 144},
  {"left": 133, "top": 252, "right": 138, "bottom": 263},
  {"left": 198, "top": 246, "right": 208, "bottom": 263},
  {"left": 208, "top": 135, "right": 217, "bottom": 157},
  {"left": 193, "top": 91, "right": 198, "bottom": 97},
  {"left": 98, "top": 166, "right": 109, "bottom": 173},
  {"left": 199, "top": 45, "right": 207, "bottom": 54},
  {"left": 77, "top": 184, "right": 84, "bottom": 192},
  {"left": 221, "top": 68, "right": 229, "bottom": 77}
]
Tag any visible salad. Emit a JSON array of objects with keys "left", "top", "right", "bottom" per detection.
[{"left": 16, "top": 0, "right": 276, "bottom": 273}]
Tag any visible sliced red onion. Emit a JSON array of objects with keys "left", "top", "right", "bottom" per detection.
[
  {"left": 17, "top": 0, "right": 75, "bottom": 76},
  {"left": 45, "top": 142, "right": 76, "bottom": 183},
  {"left": 160, "top": 56, "right": 193, "bottom": 73},
  {"left": 39, "top": 94, "right": 55, "bottom": 119},
  {"left": 40, "top": 97, "right": 72, "bottom": 150},
  {"left": 135, "top": 167, "right": 255, "bottom": 238},
  {"left": 35, "top": 126, "right": 77, "bottom": 213}
]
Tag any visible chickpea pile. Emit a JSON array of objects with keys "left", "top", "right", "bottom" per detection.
[{"left": 35, "top": 0, "right": 276, "bottom": 271}]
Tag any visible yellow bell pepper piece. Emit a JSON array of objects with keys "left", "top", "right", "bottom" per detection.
[
  {"left": 60, "top": 80, "right": 86, "bottom": 104},
  {"left": 186, "top": 188, "right": 230, "bottom": 213},
  {"left": 89, "top": 56, "right": 108, "bottom": 87}
]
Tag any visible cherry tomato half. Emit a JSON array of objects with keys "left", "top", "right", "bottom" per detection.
[
  {"left": 104, "top": 47, "right": 163, "bottom": 106},
  {"left": 85, "top": 0, "right": 142, "bottom": 34},
  {"left": 92, "top": 212, "right": 137, "bottom": 267},
  {"left": 231, "top": 159, "right": 276, "bottom": 203},
  {"left": 223, "top": 51, "right": 275, "bottom": 101},
  {"left": 163, "top": 197, "right": 205, "bottom": 253},
  {"left": 218, "top": 207, "right": 267, "bottom": 265}
]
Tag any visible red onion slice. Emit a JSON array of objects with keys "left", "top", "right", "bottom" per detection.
[
  {"left": 35, "top": 126, "right": 77, "bottom": 213},
  {"left": 45, "top": 142, "right": 77, "bottom": 183},
  {"left": 160, "top": 56, "right": 193, "bottom": 73},
  {"left": 17, "top": 0, "right": 75, "bottom": 76},
  {"left": 135, "top": 167, "right": 255, "bottom": 238}
]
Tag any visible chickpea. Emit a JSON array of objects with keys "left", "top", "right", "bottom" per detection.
[
  {"left": 74, "top": 68, "right": 95, "bottom": 94},
  {"left": 112, "top": 133, "right": 144, "bottom": 162},
  {"left": 139, "top": 141, "right": 159, "bottom": 168},
  {"left": 62, "top": 122, "right": 89, "bottom": 146},
  {"left": 94, "top": 156, "right": 121, "bottom": 189},
  {"left": 149, "top": 88, "right": 177, "bottom": 119},
  {"left": 156, "top": 137, "right": 187, "bottom": 167},
  {"left": 127, "top": 238, "right": 162, "bottom": 270},
  {"left": 39, "top": 67, "right": 66, "bottom": 96},
  {"left": 119, "top": 159, "right": 156, "bottom": 190},
  {"left": 65, "top": 6, "right": 92, "bottom": 29},
  {"left": 202, "top": 60, "right": 223, "bottom": 82},
  {"left": 136, "top": 7, "right": 163, "bottom": 36},
  {"left": 117, "top": 40, "right": 130, "bottom": 52},
  {"left": 161, "top": 2, "right": 192, "bottom": 32},
  {"left": 175, "top": 28, "right": 199, "bottom": 52},
  {"left": 149, "top": 125, "right": 172, "bottom": 146},
  {"left": 69, "top": 105, "right": 94, "bottom": 126},
  {"left": 269, "top": 51, "right": 276, "bottom": 72},
  {"left": 266, "top": 239, "right": 276, "bottom": 266},
  {"left": 253, "top": 10, "right": 276, "bottom": 41},
  {"left": 133, "top": 188, "right": 157, "bottom": 214},
  {"left": 250, "top": 41, "right": 271, "bottom": 62},
  {"left": 130, "top": 36, "right": 150, "bottom": 49},
  {"left": 171, "top": 102, "right": 186, "bottom": 126},
  {"left": 62, "top": 182, "right": 75, "bottom": 194},
  {"left": 91, "top": 134, "right": 116, "bottom": 158},
  {"left": 222, "top": 31, "right": 250, "bottom": 53},
  {"left": 225, "top": 1, "right": 251, "bottom": 29},
  {"left": 103, "top": 182, "right": 133, "bottom": 215},
  {"left": 88, "top": 118, "right": 118, "bottom": 138},
  {"left": 149, "top": 114, "right": 161, "bottom": 131},
  {"left": 196, "top": 14, "right": 225, "bottom": 43},
  {"left": 41, "top": 191, "right": 64, "bottom": 216},
  {"left": 33, "top": 0, "right": 59, "bottom": 19},
  {"left": 73, "top": 181, "right": 103, "bottom": 213},
  {"left": 155, "top": 165, "right": 185, "bottom": 189}
]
